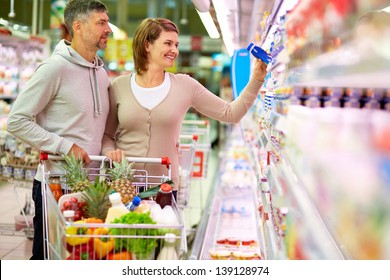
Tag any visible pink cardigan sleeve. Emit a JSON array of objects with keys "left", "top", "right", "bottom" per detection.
[{"left": 190, "top": 76, "right": 263, "bottom": 123}]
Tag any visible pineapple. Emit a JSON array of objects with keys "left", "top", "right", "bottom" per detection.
[
  {"left": 107, "top": 158, "right": 136, "bottom": 204},
  {"left": 82, "top": 178, "right": 112, "bottom": 220},
  {"left": 62, "top": 153, "right": 90, "bottom": 193}
]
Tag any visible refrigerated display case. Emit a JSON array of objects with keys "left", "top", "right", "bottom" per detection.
[
  {"left": 191, "top": 124, "right": 264, "bottom": 260},
  {"left": 255, "top": 0, "right": 390, "bottom": 260}
]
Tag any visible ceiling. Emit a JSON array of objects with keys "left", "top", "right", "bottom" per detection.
[
  {"left": 207, "top": 0, "right": 275, "bottom": 55},
  {"left": 0, "top": 0, "right": 276, "bottom": 55}
]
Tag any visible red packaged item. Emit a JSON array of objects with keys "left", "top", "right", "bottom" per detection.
[{"left": 155, "top": 183, "right": 173, "bottom": 209}]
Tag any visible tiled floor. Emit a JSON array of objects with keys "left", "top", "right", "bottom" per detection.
[{"left": 0, "top": 179, "right": 34, "bottom": 260}]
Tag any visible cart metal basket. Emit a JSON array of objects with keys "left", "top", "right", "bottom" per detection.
[
  {"left": 177, "top": 134, "right": 198, "bottom": 207},
  {"left": 40, "top": 153, "right": 187, "bottom": 260},
  {"left": 180, "top": 120, "right": 211, "bottom": 179}
]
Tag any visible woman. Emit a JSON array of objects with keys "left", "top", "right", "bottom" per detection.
[{"left": 102, "top": 18, "right": 267, "bottom": 193}]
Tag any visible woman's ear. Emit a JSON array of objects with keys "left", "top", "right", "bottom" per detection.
[{"left": 145, "top": 40, "right": 150, "bottom": 52}]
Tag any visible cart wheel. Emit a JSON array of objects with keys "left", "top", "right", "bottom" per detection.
[{"left": 26, "top": 228, "right": 34, "bottom": 240}]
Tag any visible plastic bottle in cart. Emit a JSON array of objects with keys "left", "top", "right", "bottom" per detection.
[
  {"left": 157, "top": 233, "right": 179, "bottom": 260},
  {"left": 126, "top": 196, "right": 141, "bottom": 212},
  {"left": 133, "top": 200, "right": 153, "bottom": 214},
  {"left": 155, "top": 183, "right": 173, "bottom": 209},
  {"left": 105, "top": 192, "right": 129, "bottom": 223}
]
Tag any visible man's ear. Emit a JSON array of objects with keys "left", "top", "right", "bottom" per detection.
[{"left": 73, "top": 20, "right": 81, "bottom": 35}]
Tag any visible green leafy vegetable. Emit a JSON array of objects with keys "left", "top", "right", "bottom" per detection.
[
  {"left": 137, "top": 180, "right": 174, "bottom": 199},
  {"left": 109, "top": 212, "right": 157, "bottom": 259}
]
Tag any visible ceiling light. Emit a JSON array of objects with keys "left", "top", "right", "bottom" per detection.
[
  {"left": 212, "top": 0, "right": 234, "bottom": 56},
  {"left": 196, "top": 10, "right": 220, "bottom": 39},
  {"left": 191, "top": 0, "right": 210, "bottom": 12}
]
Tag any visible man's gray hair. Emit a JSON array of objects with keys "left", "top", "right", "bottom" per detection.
[{"left": 64, "top": 0, "right": 108, "bottom": 37}]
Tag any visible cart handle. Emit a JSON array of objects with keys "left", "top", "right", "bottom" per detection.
[
  {"left": 40, "top": 153, "right": 171, "bottom": 169},
  {"left": 182, "top": 119, "right": 209, "bottom": 126},
  {"left": 179, "top": 134, "right": 198, "bottom": 141}
]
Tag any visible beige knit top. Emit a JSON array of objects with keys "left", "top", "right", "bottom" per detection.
[{"left": 102, "top": 73, "right": 262, "bottom": 189}]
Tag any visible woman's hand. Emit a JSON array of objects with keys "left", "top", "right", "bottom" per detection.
[
  {"left": 105, "top": 149, "right": 125, "bottom": 162},
  {"left": 251, "top": 59, "right": 268, "bottom": 83}
]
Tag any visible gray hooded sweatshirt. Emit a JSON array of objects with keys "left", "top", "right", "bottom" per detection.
[{"left": 7, "top": 40, "right": 110, "bottom": 181}]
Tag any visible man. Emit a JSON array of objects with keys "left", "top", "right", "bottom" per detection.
[{"left": 6, "top": 0, "right": 112, "bottom": 260}]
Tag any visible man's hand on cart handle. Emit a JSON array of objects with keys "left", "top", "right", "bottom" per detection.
[
  {"left": 105, "top": 149, "right": 125, "bottom": 163},
  {"left": 68, "top": 144, "right": 91, "bottom": 165}
]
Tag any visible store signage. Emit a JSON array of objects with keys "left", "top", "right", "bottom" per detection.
[
  {"left": 191, "top": 36, "right": 202, "bottom": 51},
  {"left": 178, "top": 36, "right": 222, "bottom": 53}
]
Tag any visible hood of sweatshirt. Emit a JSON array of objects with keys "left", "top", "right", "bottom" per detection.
[{"left": 52, "top": 40, "right": 105, "bottom": 117}]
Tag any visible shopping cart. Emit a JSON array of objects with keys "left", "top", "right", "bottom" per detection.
[
  {"left": 180, "top": 120, "right": 211, "bottom": 179},
  {"left": 40, "top": 153, "right": 187, "bottom": 260},
  {"left": 177, "top": 134, "right": 198, "bottom": 208},
  {"left": 0, "top": 131, "right": 38, "bottom": 239}
]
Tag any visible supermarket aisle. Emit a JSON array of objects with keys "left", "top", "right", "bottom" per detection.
[{"left": 0, "top": 180, "right": 33, "bottom": 260}]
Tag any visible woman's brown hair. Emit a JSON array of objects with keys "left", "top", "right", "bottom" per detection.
[{"left": 132, "top": 18, "right": 179, "bottom": 75}]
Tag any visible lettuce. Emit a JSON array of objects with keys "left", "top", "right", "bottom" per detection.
[{"left": 109, "top": 212, "right": 157, "bottom": 259}]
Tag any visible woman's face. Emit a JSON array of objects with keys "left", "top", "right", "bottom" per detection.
[{"left": 147, "top": 30, "right": 179, "bottom": 70}]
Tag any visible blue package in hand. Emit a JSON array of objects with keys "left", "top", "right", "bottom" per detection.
[{"left": 247, "top": 43, "right": 272, "bottom": 64}]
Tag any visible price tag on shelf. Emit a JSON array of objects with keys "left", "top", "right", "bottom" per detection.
[
  {"left": 267, "top": 168, "right": 275, "bottom": 189},
  {"left": 260, "top": 131, "right": 269, "bottom": 149},
  {"left": 269, "top": 111, "right": 280, "bottom": 127}
]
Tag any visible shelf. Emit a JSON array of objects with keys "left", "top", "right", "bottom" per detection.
[
  {"left": 197, "top": 125, "right": 265, "bottom": 260},
  {"left": 286, "top": 44, "right": 390, "bottom": 88}
]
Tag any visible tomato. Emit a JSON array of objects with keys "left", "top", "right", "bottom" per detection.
[
  {"left": 74, "top": 210, "right": 82, "bottom": 221},
  {"left": 63, "top": 201, "right": 71, "bottom": 209},
  {"left": 70, "top": 197, "right": 78, "bottom": 204},
  {"left": 78, "top": 201, "right": 86, "bottom": 208}
]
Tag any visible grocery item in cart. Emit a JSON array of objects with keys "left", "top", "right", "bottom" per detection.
[
  {"left": 63, "top": 210, "right": 75, "bottom": 222},
  {"left": 105, "top": 192, "right": 129, "bottom": 223},
  {"left": 157, "top": 233, "right": 179, "bottom": 260},
  {"left": 82, "top": 178, "right": 112, "bottom": 220},
  {"left": 49, "top": 176, "right": 63, "bottom": 202},
  {"left": 93, "top": 227, "right": 115, "bottom": 259},
  {"left": 63, "top": 153, "right": 90, "bottom": 193},
  {"left": 137, "top": 179, "right": 174, "bottom": 199},
  {"left": 126, "top": 195, "right": 141, "bottom": 212},
  {"left": 132, "top": 200, "right": 154, "bottom": 214},
  {"left": 109, "top": 212, "right": 157, "bottom": 260},
  {"left": 107, "top": 158, "right": 136, "bottom": 205},
  {"left": 155, "top": 182, "right": 173, "bottom": 208},
  {"left": 59, "top": 192, "right": 85, "bottom": 221}
]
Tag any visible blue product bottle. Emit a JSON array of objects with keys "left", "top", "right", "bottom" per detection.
[
  {"left": 247, "top": 43, "right": 272, "bottom": 64},
  {"left": 126, "top": 196, "right": 142, "bottom": 212}
]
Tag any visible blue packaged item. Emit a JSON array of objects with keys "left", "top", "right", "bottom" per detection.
[
  {"left": 247, "top": 43, "right": 272, "bottom": 64},
  {"left": 126, "top": 195, "right": 142, "bottom": 211}
]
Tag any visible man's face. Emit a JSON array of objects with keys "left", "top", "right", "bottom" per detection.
[{"left": 80, "top": 11, "right": 112, "bottom": 51}]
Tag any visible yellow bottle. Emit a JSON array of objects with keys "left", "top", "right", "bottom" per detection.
[{"left": 105, "top": 192, "right": 129, "bottom": 223}]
